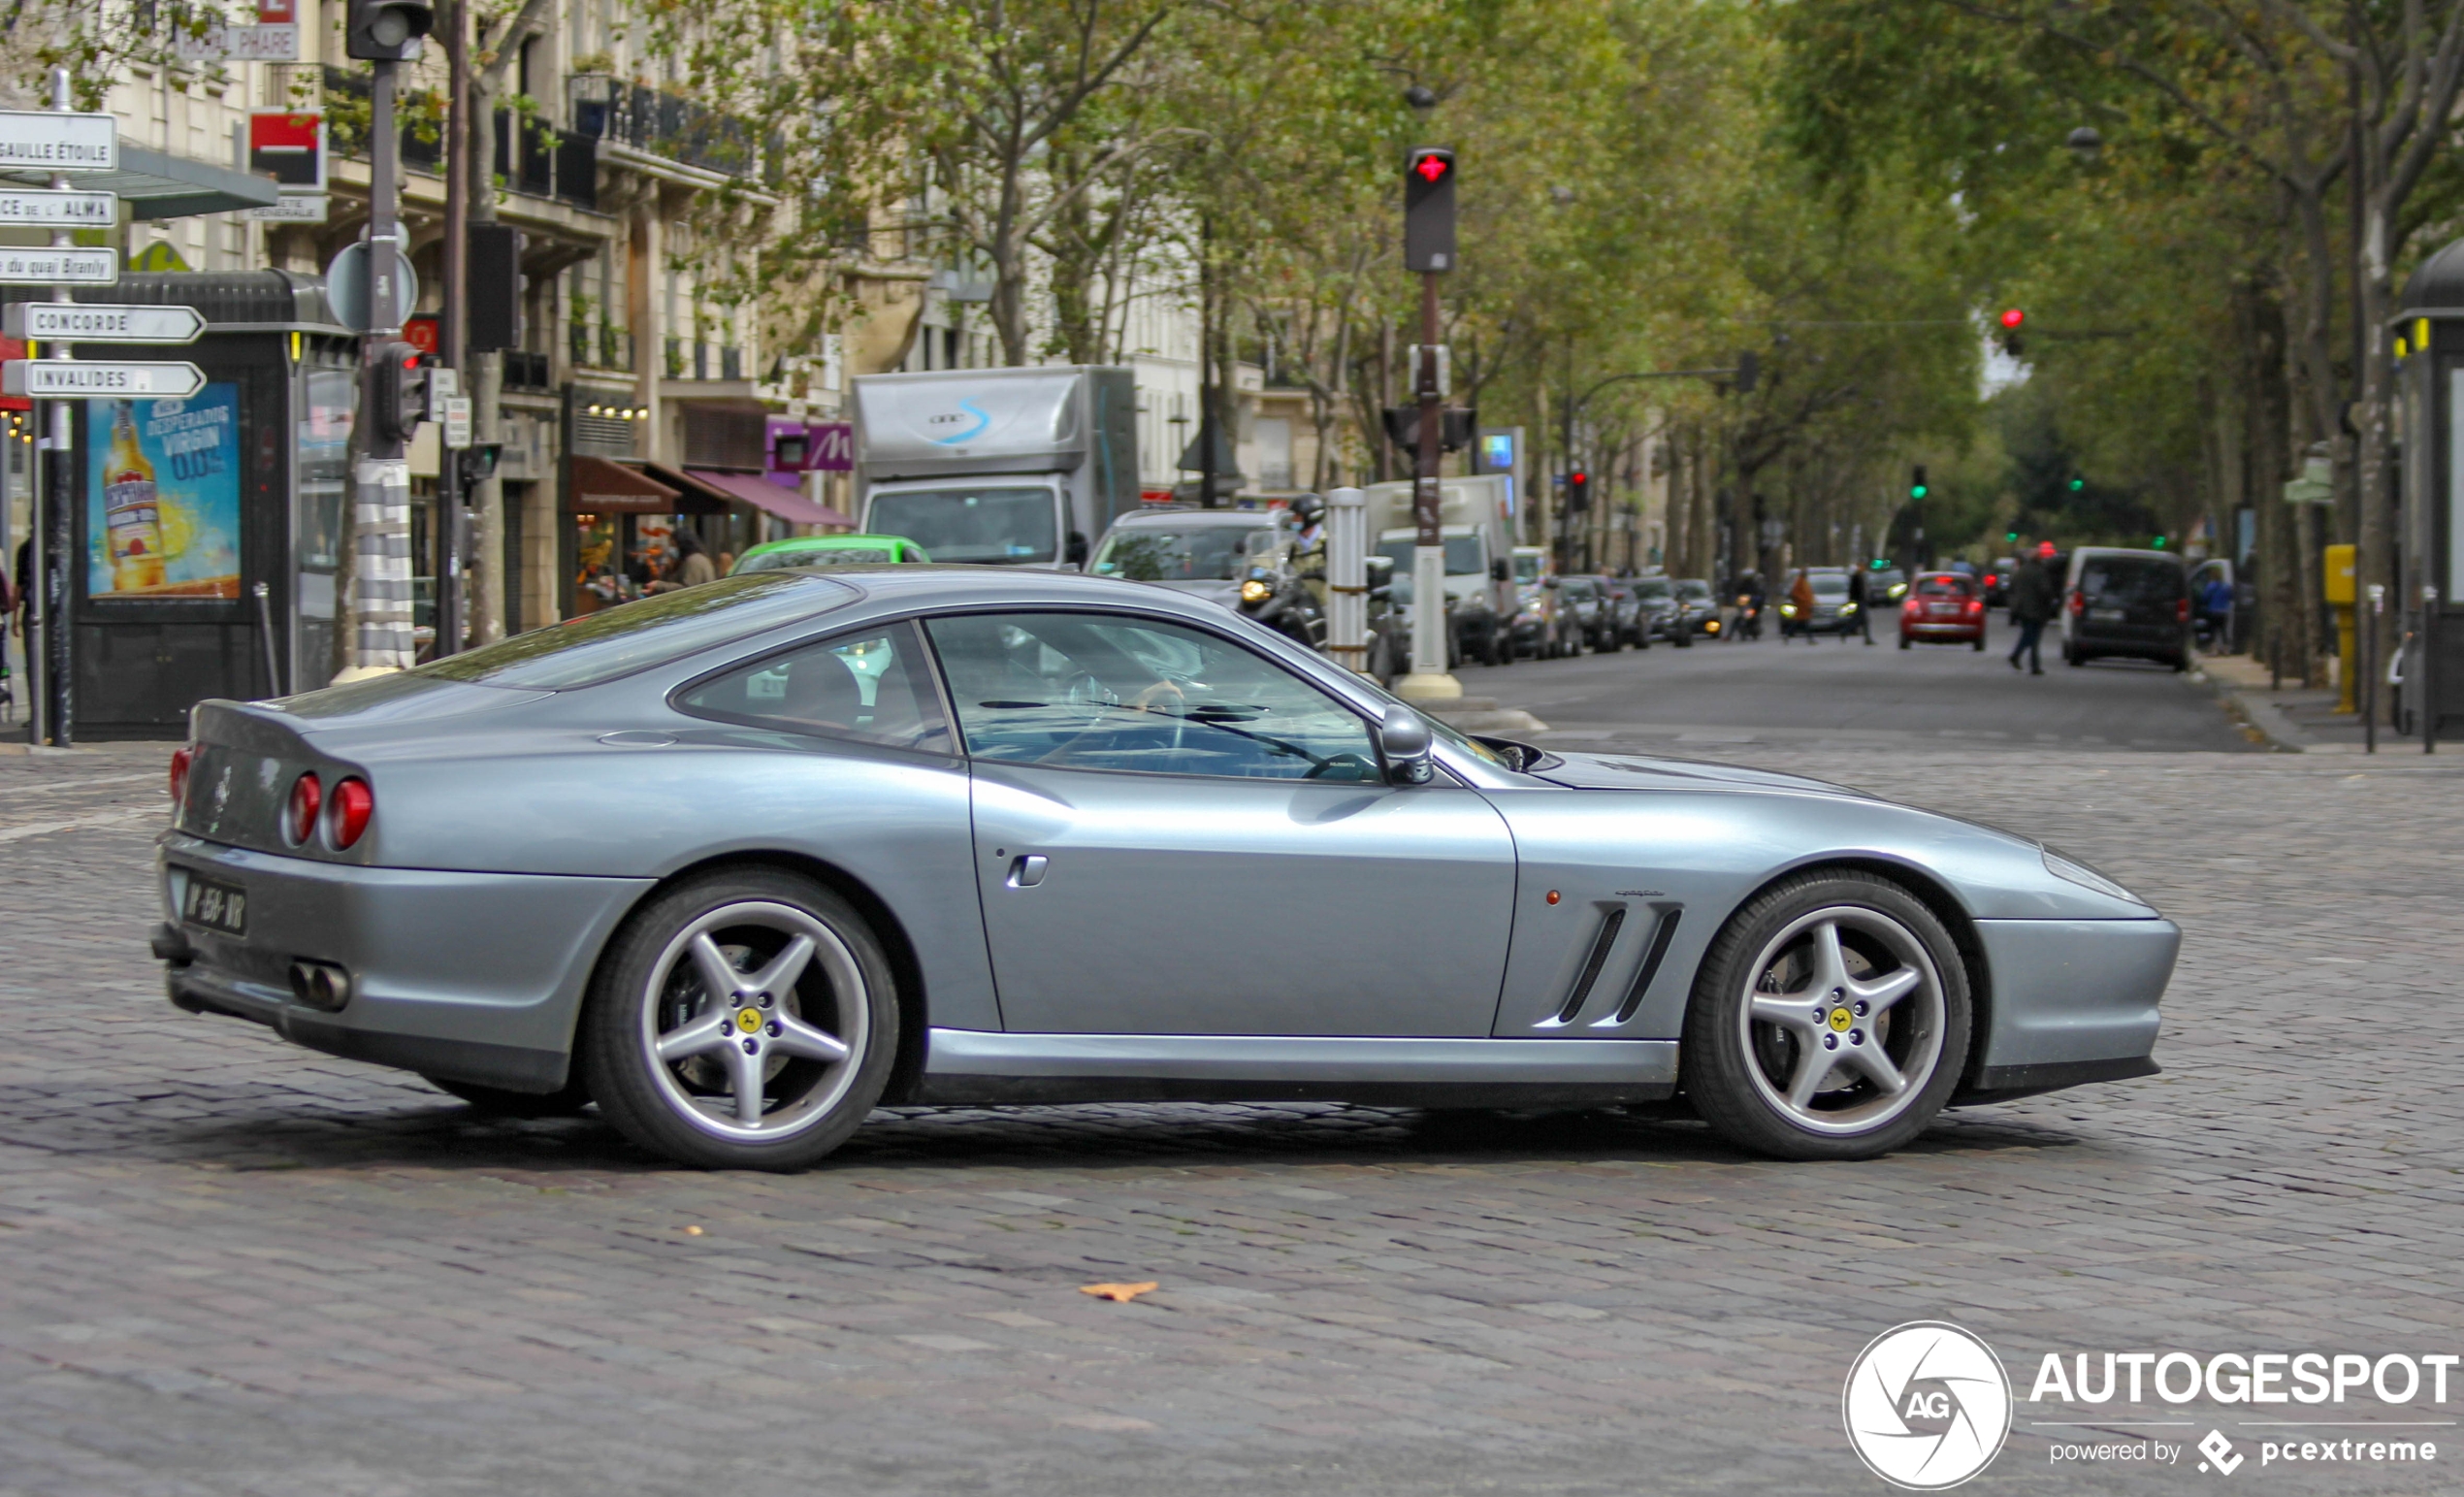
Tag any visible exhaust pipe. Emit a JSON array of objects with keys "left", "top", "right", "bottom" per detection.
[{"left": 287, "top": 960, "right": 353, "bottom": 1012}]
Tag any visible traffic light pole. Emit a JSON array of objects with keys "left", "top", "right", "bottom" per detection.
[
  {"left": 350, "top": 56, "right": 415, "bottom": 676},
  {"left": 1398, "top": 267, "right": 1460, "bottom": 699},
  {"left": 436, "top": 0, "right": 467, "bottom": 659}
]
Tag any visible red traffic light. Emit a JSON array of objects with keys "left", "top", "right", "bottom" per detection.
[
  {"left": 1413, "top": 153, "right": 1450, "bottom": 182},
  {"left": 1999, "top": 308, "right": 2025, "bottom": 329}
]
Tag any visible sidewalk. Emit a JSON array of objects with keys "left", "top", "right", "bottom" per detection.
[{"left": 2195, "top": 652, "right": 2390, "bottom": 753}]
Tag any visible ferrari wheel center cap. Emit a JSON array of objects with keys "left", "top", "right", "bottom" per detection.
[
  {"left": 1827, "top": 1007, "right": 1853, "bottom": 1033},
  {"left": 734, "top": 1007, "right": 763, "bottom": 1034}
]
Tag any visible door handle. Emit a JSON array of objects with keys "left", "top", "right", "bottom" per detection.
[{"left": 1006, "top": 854, "right": 1048, "bottom": 889}]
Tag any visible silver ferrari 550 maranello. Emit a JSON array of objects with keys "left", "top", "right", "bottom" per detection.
[{"left": 152, "top": 567, "right": 2175, "bottom": 1168}]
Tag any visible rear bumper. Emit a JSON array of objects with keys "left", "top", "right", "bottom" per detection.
[
  {"left": 157, "top": 832, "right": 653, "bottom": 1092},
  {"left": 1901, "top": 620, "right": 1983, "bottom": 638},
  {"left": 1961, "top": 916, "right": 2176, "bottom": 1097}
]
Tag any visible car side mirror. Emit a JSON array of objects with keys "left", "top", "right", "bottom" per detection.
[
  {"left": 1378, "top": 706, "right": 1434, "bottom": 786},
  {"left": 1490, "top": 558, "right": 1509, "bottom": 582}
]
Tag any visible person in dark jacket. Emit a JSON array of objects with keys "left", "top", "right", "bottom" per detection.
[
  {"left": 1847, "top": 567, "right": 1874, "bottom": 645},
  {"left": 2006, "top": 543, "right": 2059, "bottom": 674}
]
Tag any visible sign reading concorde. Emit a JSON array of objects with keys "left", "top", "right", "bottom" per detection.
[
  {"left": 2, "top": 361, "right": 207, "bottom": 399},
  {"left": 4, "top": 303, "right": 205, "bottom": 344},
  {"left": 0, "top": 112, "right": 117, "bottom": 174},
  {"left": 0, "top": 247, "right": 117, "bottom": 284},
  {"left": 0, "top": 188, "right": 116, "bottom": 228}
]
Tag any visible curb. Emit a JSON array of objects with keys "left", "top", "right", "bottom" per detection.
[{"left": 2186, "top": 667, "right": 2350, "bottom": 754}]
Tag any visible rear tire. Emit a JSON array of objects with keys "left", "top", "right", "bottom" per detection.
[
  {"left": 583, "top": 868, "right": 898, "bottom": 1170},
  {"left": 1971, "top": 635, "right": 1984, "bottom": 651},
  {"left": 1898, "top": 635, "right": 1911, "bottom": 650},
  {"left": 425, "top": 1073, "right": 593, "bottom": 1118},
  {"left": 1680, "top": 870, "right": 1970, "bottom": 1160}
]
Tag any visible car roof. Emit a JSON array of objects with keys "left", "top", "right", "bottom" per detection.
[
  {"left": 1109, "top": 508, "right": 1279, "bottom": 529},
  {"left": 748, "top": 534, "right": 907, "bottom": 551},
  {"left": 2070, "top": 546, "right": 2179, "bottom": 563}
]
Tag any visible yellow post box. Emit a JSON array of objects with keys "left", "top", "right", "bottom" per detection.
[{"left": 2324, "top": 542, "right": 2356, "bottom": 712}]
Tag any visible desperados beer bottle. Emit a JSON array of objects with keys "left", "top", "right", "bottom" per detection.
[{"left": 104, "top": 400, "right": 167, "bottom": 593}]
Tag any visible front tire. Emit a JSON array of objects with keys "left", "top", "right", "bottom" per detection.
[
  {"left": 583, "top": 868, "right": 898, "bottom": 1170},
  {"left": 1680, "top": 871, "right": 1970, "bottom": 1160}
]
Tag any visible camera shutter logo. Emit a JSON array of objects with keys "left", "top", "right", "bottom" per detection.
[{"left": 1842, "top": 1321, "right": 2013, "bottom": 1489}]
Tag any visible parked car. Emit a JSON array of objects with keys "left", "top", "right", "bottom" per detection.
[
  {"left": 1867, "top": 566, "right": 1910, "bottom": 608},
  {"left": 1089, "top": 506, "right": 1324, "bottom": 648},
  {"left": 1556, "top": 574, "right": 1612, "bottom": 653},
  {"left": 1897, "top": 570, "right": 1987, "bottom": 650},
  {"left": 1375, "top": 532, "right": 1508, "bottom": 666},
  {"left": 156, "top": 566, "right": 2177, "bottom": 1166},
  {"left": 2061, "top": 547, "right": 2190, "bottom": 670},
  {"left": 1779, "top": 568, "right": 1859, "bottom": 638},
  {"left": 731, "top": 535, "right": 932, "bottom": 573},
  {"left": 1670, "top": 578, "right": 1721, "bottom": 644},
  {"left": 1601, "top": 577, "right": 1652, "bottom": 649},
  {"left": 1629, "top": 574, "right": 1682, "bottom": 642}
]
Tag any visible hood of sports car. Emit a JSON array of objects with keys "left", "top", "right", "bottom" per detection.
[{"left": 1530, "top": 750, "right": 1874, "bottom": 798}]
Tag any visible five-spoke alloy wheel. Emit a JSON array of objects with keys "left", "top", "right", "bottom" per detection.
[
  {"left": 584, "top": 869, "right": 897, "bottom": 1169},
  {"left": 1682, "top": 870, "right": 1970, "bottom": 1159}
]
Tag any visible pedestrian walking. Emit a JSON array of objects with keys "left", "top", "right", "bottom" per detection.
[
  {"left": 2007, "top": 542, "right": 2058, "bottom": 674},
  {"left": 649, "top": 532, "right": 717, "bottom": 593},
  {"left": 1848, "top": 567, "right": 1874, "bottom": 645},
  {"left": 1785, "top": 568, "right": 1813, "bottom": 643}
]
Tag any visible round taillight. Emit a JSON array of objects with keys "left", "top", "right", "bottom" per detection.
[
  {"left": 170, "top": 746, "right": 193, "bottom": 806},
  {"left": 2176, "top": 597, "right": 2191, "bottom": 623},
  {"left": 286, "top": 773, "right": 322, "bottom": 845},
  {"left": 327, "top": 777, "right": 373, "bottom": 850}
]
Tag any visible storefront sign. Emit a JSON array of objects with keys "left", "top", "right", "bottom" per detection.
[
  {"left": 0, "top": 112, "right": 116, "bottom": 173},
  {"left": 4, "top": 361, "right": 208, "bottom": 398},
  {"left": 247, "top": 112, "right": 323, "bottom": 188},
  {"left": 87, "top": 384, "right": 243, "bottom": 601},
  {"left": 5, "top": 303, "right": 204, "bottom": 344},
  {"left": 245, "top": 194, "right": 328, "bottom": 223},
  {"left": 173, "top": 24, "right": 299, "bottom": 62},
  {"left": 0, "top": 247, "right": 116, "bottom": 284}
]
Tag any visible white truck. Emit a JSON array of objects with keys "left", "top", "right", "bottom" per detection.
[
  {"left": 1362, "top": 474, "right": 1516, "bottom": 667},
  {"left": 852, "top": 366, "right": 1139, "bottom": 568}
]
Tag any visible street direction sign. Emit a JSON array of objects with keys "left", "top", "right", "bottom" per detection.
[
  {"left": 2, "top": 360, "right": 207, "bottom": 399},
  {"left": 4, "top": 303, "right": 205, "bottom": 344},
  {"left": 0, "top": 112, "right": 117, "bottom": 174},
  {"left": 0, "top": 188, "right": 114, "bottom": 228},
  {"left": 0, "top": 247, "right": 116, "bottom": 284},
  {"left": 173, "top": 23, "right": 299, "bottom": 62}
]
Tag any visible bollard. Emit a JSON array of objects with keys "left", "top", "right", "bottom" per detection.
[
  {"left": 1325, "top": 487, "right": 1369, "bottom": 675},
  {"left": 2364, "top": 583, "right": 2383, "bottom": 754}
]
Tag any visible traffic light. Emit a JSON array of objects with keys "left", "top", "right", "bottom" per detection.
[
  {"left": 2068, "top": 475, "right": 2085, "bottom": 492},
  {"left": 1909, "top": 465, "right": 1928, "bottom": 501},
  {"left": 1567, "top": 468, "right": 1590, "bottom": 512},
  {"left": 347, "top": 0, "right": 435, "bottom": 59},
  {"left": 1998, "top": 308, "right": 2025, "bottom": 356},
  {"left": 458, "top": 443, "right": 503, "bottom": 485},
  {"left": 1735, "top": 349, "right": 1760, "bottom": 394},
  {"left": 1404, "top": 147, "right": 1456, "bottom": 273},
  {"left": 373, "top": 341, "right": 432, "bottom": 444},
  {"left": 2152, "top": 535, "right": 2166, "bottom": 549}
]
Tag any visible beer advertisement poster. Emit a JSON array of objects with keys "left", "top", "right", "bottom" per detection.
[{"left": 87, "top": 384, "right": 243, "bottom": 600}]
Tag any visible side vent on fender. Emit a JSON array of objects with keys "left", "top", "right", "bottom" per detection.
[
  {"left": 1597, "top": 906, "right": 1682, "bottom": 1026},
  {"left": 1544, "top": 906, "right": 1627, "bottom": 1026}
]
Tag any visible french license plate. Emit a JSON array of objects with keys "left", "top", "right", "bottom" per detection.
[
  {"left": 2091, "top": 607, "right": 2126, "bottom": 621},
  {"left": 181, "top": 873, "right": 248, "bottom": 936}
]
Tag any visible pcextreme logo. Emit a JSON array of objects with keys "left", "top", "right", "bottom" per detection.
[{"left": 1843, "top": 1321, "right": 2014, "bottom": 1489}]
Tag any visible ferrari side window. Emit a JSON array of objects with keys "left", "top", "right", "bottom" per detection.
[
  {"left": 924, "top": 612, "right": 1378, "bottom": 782},
  {"left": 678, "top": 622, "right": 953, "bottom": 753}
]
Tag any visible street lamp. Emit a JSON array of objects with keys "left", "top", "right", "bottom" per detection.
[{"left": 2066, "top": 126, "right": 2104, "bottom": 163}]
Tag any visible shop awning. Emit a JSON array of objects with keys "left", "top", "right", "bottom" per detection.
[
  {"left": 568, "top": 455, "right": 680, "bottom": 513},
  {"left": 669, "top": 466, "right": 855, "bottom": 529}
]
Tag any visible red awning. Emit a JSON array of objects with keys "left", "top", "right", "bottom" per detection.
[
  {"left": 567, "top": 456, "right": 679, "bottom": 514},
  {"left": 678, "top": 467, "right": 855, "bottom": 529}
]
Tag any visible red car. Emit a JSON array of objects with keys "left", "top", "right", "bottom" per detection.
[{"left": 1898, "top": 570, "right": 1986, "bottom": 650}]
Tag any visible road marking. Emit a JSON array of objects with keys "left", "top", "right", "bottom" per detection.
[{"left": 0, "top": 806, "right": 157, "bottom": 842}]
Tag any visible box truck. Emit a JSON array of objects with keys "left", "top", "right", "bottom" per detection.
[
  {"left": 1362, "top": 474, "right": 1516, "bottom": 667},
  {"left": 852, "top": 366, "right": 1138, "bottom": 568}
]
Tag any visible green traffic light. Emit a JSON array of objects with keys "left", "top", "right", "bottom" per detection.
[
  {"left": 2005, "top": 532, "right": 2018, "bottom": 542},
  {"left": 1911, "top": 485, "right": 1928, "bottom": 499},
  {"left": 2068, "top": 477, "right": 2084, "bottom": 491},
  {"left": 2153, "top": 536, "right": 2166, "bottom": 548}
]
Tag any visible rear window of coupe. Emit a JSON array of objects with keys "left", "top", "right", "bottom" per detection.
[{"left": 412, "top": 572, "right": 859, "bottom": 689}]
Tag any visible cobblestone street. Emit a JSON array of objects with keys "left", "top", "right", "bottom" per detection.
[{"left": 2, "top": 741, "right": 2458, "bottom": 1495}]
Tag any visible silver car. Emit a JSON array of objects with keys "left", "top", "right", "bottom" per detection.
[{"left": 154, "top": 567, "right": 2175, "bottom": 1169}]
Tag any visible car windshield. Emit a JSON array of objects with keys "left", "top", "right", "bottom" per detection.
[
  {"left": 1632, "top": 578, "right": 1671, "bottom": 601},
  {"left": 1091, "top": 525, "right": 1272, "bottom": 582},
  {"left": 399, "top": 573, "right": 857, "bottom": 690},
  {"left": 866, "top": 485, "right": 1055, "bottom": 564},
  {"left": 2079, "top": 558, "right": 2183, "bottom": 605},
  {"left": 734, "top": 542, "right": 904, "bottom": 573},
  {"left": 1917, "top": 576, "right": 1970, "bottom": 598},
  {"left": 1810, "top": 572, "right": 1849, "bottom": 597},
  {"left": 1673, "top": 579, "right": 1711, "bottom": 602},
  {"left": 1513, "top": 554, "right": 1544, "bottom": 584},
  {"left": 1376, "top": 536, "right": 1485, "bottom": 576},
  {"left": 1559, "top": 577, "right": 1595, "bottom": 600}
]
